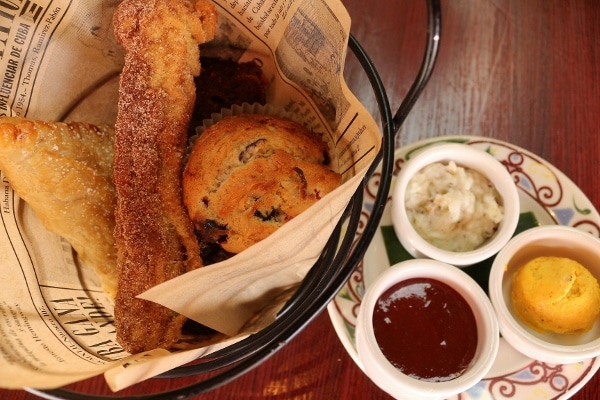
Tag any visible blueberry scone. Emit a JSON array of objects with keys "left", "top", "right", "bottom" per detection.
[{"left": 183, "top": 114, "right": 341, "bottom": 254}]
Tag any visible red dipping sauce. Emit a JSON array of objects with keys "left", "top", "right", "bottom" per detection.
[{"left": 372, "top": 277, "right": 478, "bottom": 382}]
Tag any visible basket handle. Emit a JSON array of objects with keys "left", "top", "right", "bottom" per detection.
[{"left": 392, "top": 0, "right": 441, "bottom": 134}]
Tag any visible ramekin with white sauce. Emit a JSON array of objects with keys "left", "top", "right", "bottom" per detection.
[{"left": 391, "top": 143, "right": 519, "bottom": 266}]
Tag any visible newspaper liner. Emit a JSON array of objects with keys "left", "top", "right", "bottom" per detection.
[{"left": 0, "top": 0, "right": 381, "bottom": 392}]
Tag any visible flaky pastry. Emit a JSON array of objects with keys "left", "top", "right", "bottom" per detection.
[{"left": 0, "top": 116, "right": 118, "bottom": 298}]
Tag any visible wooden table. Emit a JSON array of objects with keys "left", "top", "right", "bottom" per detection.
[{"left": 2, "top": 0, "right": 598, "bottom": 398}]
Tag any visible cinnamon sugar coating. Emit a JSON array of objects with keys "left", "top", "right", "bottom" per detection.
[{"left": 112, "top": 0, "right": 217, "bottom": 353}]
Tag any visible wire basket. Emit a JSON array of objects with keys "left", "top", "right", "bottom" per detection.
[{"left": 35, "top": 1, "right": 441, "bottom": 398}]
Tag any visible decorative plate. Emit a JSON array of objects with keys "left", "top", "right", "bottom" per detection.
[{"left": 327, "top": 136, "right": 600, "bottom": 399}]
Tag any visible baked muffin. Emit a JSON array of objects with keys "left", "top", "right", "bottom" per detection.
[
  {"left": 512, "top": 256, "right": 600, "bottom": 334},
  {"left": 183, "top": 114, "right": 341, "bottom": 254}
]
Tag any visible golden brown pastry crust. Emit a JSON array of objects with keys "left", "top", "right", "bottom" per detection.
[
  {"left": 183, "top": 114, "right": 341, "bottom": 254},
  {"left": 0, "top": 117, "right": 117, "bottom": 298},
  {"left": 112, "top": 0, "right": 217, "bottom": 353}
]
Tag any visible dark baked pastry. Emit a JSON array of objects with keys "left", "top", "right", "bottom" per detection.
[
  {"left": 190, "top": 57, "right": 269, "bottom": 129},
  {"left": 183, "top": 114, "right": 341, "bottom": 254}
]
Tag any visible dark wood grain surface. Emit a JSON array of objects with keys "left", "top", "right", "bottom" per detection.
[{"left": 2, "top": 0, "right": 598, "bottom": 398}]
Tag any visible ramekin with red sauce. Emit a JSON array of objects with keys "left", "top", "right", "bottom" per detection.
[{"left": 356, "top": 259, "right": 498, "bottom": 399}]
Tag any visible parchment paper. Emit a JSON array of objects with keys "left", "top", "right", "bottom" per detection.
[{"left": 0, "top": 0, "right": 381, "bottom": 392}]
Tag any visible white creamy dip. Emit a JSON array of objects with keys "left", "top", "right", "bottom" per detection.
[{"left": 404, "top": 161, "right": 504, "bottom": 252}]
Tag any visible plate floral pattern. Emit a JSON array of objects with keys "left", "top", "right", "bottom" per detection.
[{"left": 327, "top": 136, "right": 600, "bottom": 399}]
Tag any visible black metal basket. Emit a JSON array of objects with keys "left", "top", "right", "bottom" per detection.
[{"left": 36, "top": 1, "right": 441, "bottom": 398}]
